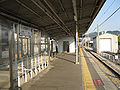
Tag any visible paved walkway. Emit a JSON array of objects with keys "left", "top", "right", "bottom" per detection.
[
  {"left": 22, "top": 49, "right": 118, "bottom": 90},
  {"left": 22, "top": 53, "right": 82, "bottom": 90}
]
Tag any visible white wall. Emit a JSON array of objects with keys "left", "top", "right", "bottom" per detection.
[
  {"left": 99, "top": 38, "right": 112, "bottom": 52},
  {"left": 58, "top": 37, "right": 75, "bottom": 53},
  {"left": 53, "top": 41, "right": 57, "bottom": 52},
  {"left": 93, "top": 33, "right": 118, "bottom": 53}
]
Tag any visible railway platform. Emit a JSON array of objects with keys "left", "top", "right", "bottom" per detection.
[
  {"left": 21, "top": 48, "right": 118, "bottom": 90},
  {"left": 0, "top": 0, "right": 107, "bottom": 89}
]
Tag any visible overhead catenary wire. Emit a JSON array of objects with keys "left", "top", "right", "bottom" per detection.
[
  {"left": 99, "top": 6, "right": 120, "bottom": 27},
  {"left": 92, "top": 5, "right": 120, "bottom": 32},
  {"left": 97, "top": 0, "right": 116, "bottom": 23},
  {"left": 88, "top": 0, "right": 116, "bottom": 33}
]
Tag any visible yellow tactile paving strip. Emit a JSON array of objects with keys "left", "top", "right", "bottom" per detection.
[{"left": 80, "top": 48, "right": 95, "bottom": 90}]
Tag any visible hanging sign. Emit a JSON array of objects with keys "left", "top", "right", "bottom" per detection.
[{"left": 20, "top": 25, "right": 32, "bottom": 38}]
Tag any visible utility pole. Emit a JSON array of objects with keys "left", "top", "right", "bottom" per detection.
[{"left": 97, "top": 24, "right": 99, "bottom": 54}]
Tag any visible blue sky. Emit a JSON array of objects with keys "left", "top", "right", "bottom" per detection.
[{"left": 87, "top": 0, "right": 120, "bottom": 34}]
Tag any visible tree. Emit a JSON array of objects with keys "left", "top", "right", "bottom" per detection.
[{"left": 117, "top": 33, "right": 120, "bottom": 45}]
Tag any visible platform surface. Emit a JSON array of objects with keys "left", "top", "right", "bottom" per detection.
[{"left": 22, "top": 49, "right": 117, "bottom": 90}]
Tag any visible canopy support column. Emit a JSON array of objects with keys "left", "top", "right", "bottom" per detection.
[{"left": 75, "top": 21, "right": 79, "bottom": 64}]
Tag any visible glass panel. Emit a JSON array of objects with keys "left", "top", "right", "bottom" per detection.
[
  {"left": 34, "top": 45, "right": 39, "bottom": 55},
  {"left": 0, "top": 25, "right": 9, "bottom": 71},
  {"left": 34, "top": 32, "right": 40, "bottom": 55},
  {"left": 0, "top": 18, "right": 12, "bottom": 89},
  {"left": 28, "top": 39, "right": 31, "bottom": 56},
  {"left": 23, "top": 39, "right": 27, "bottom": 56}
]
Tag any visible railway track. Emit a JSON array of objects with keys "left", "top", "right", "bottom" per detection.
[{"left": 85, "top": 49, "right": 120, "bottom": 89}]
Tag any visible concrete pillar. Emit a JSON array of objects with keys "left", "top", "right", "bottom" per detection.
[
  {"left": 75, "top": 21, "right": 79, "bottom": 64},
  {"left": 97, "top": 24, "right": 100, "bottom": 54},
  {"left": 48, "top": 38, "right": 51, "bottom": 61},
  {"left": 9, "top": 24, "right": 14, "bottom": 89}
]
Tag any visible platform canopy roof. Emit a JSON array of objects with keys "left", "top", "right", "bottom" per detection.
[{"left": 0, "top": 0, "right": 106, "bottom": 39}]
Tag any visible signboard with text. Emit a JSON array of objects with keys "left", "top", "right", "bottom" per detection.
[{"left": 20, "top": 25, "right": 32, "bottom": 38}]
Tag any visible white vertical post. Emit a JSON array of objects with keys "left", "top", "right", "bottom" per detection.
[
  {"left": 47, "top": 57, "right": 49, "bottom": 67},
  {"left": 75, "top": 21, "right": 79, "bottom": 64},
  {"left": 109, "top": 55, "right": 110, "bottom": 59},
  {"left": 18, "top": 72, "right": 20, "bottom": 87},
  {"left": 41, "top": 55, "right": 44, "bottom": 70},
  {"left": 25, "top": 69, "right": 27, "bottom": 82},
  {"left": 38, "top": 55, "right": 41, "bottom": 72},
  {"left": 31, "top": 56, "right": 33, "bottom": 78},
  {"left": 35, "top": 55, "right": 37, "bottom": 75},
  {"left": 97, "top": 24, "right": 100, "bottom": 54},
  {"left": 45, "top": 59, "right": 46, "bottom": 69}
]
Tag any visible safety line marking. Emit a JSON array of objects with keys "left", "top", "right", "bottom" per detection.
[
  {"left": 80, "top": 48, "right": 95, "bottom": 90},
  {"left": 93, "top": 79, "right": 104, "bottom": 86}
]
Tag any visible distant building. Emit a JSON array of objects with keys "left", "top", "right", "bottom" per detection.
[
  {"left": 58, "top": 37, "right": 75, "bottom": 53},
  {"left": 93, "top": 33, "right": 118, "bottom": 53},
  {"left": 81, "top": 37, "right": 93, "bottom": 48}
]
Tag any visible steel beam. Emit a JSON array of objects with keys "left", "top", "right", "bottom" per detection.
[
  {"left": 44, "top": 16, "right": 90, "bottom": 31},
  {"left": 87, "top": 0, "right": 106, "bottom": 30},
  {"left": 43, "top": 0, "right": 74, "bottom": 36},
  {"left": 50, "top": 33, "right": 67, "bottom": 38},
  {"left": 15, "top": 0, "right": 47, "bottom": 28},
  {"left": 31, "top": 0, "right": 71, "bottom": 36},
  {"left": 0, "top": 7, "right": 39, "bottom": 29},
  {"left": 58, "top": 0, "right": 70, "bottom": 19}
]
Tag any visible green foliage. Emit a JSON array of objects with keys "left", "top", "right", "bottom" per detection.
[{"left": 117, "top": 33, "right": 120, "bottom": 45}]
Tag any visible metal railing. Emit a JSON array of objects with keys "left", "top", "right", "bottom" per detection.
[{"left": 13, "top": 54, "right": 49, "bottom": 87}]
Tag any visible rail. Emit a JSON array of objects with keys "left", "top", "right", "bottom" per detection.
[
  {"left": 101, "top": 51, "right": 120, "bottom": 64},
  {"left": 86, "top": 49, "right": 120, "bottom": 78}
]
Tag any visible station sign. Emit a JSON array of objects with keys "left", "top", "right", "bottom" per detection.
[{"left": 20, "top": 25, "right": 32, "bottom": 38}]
